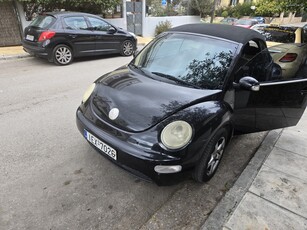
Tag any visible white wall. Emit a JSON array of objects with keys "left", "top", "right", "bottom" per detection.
[
  {"left": 16, "top": 2, "right": 31, "bottom": 30},
  {"left": 143, "top": 16, "right": 201, "bottom": 37},
  {"left": 105, "top": 18, "right": 127, "bottom": 29}
]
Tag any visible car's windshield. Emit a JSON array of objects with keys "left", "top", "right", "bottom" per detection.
[
  {"left": 131, "top": 33, "right": 237, "bottom": 89},
  {"left": 29, "top": 15, "right": 56, "bottom": 29},
  {"left": 262, "top": 26, "right": 297, "bottom": 43}
]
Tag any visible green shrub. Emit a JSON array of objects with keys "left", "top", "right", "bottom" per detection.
[
  {"left": 221, "top": 11, "right": 228, "bottom": 18},
  {"left": 155, "top": 20, "right": 172, "bottom": 36}
]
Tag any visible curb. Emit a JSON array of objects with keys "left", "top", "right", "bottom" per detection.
[
  {"left": 201, "top": 129, "right": 283, "bottom": 230},
  {"left": 0, "top": 53, "right": 30, "bottom": 61}
]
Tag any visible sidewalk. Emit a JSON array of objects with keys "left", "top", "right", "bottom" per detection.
[
  {"left": 0, "top": 36, "right": 152, "bottom": 60},
  {"left": 203, "top": 110, "right": 307, "bottom": 229},
  {"left": 0, "top": 46, "right": 28, "bottom": 60}
]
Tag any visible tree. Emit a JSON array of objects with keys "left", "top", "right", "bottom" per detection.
[
  {"left": 2, "top": 0, "right": 121, "bottom": 20},
  {"left": 255, "top": 0, "right": 282, "bottom": 22},
  {"left": 255, "top": 0, "right": 307, "bottom": 22},
  {"left": 280, "top": 0, "right": 307, "bottom": 13},
  {"left": 232, "top": 2, "right": 254, "bottom": 18},
  {"left": 189, "top": 0, "right": 214, "bottom": 18}
]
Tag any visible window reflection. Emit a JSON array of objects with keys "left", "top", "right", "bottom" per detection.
[
  {"left": 182, "top": 51, "right": 233, "bottom": 89},
  {"left": 269, "top": 44, "right": 307, "bottom": 80},
  {"left": 133, "top": 33, "right": 237, "bottom": 90},
  {"left": 235, "top": 43, "right": 307, "bottom": 82}
]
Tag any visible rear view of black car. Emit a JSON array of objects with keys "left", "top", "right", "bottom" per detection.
[{"left": 22, "top": 12, "right": 137, "bottom": 65}]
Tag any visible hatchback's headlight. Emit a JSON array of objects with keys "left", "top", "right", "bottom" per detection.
[
  {"left": 82, "top": 83, "right": 96, "bottom": 103},
  {"left": 161, "top": 121, "right": 193, "bottom": 150}
]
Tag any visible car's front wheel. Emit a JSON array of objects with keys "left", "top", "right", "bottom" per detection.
[
  {"left": 53, "top": 44, "right": 73, "bottom": 65},
  {"left": 193, "top": 128, "right": 229, "bottom": 182},
  {"left": 120, "top": 40, "right": 134, "bottom": 56}
]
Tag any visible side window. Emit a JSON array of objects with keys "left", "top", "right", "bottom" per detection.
[
  {"left": 88, "top": 17, "right": 111, "bottom": 32},
  {"left": 269, "top": 44, "right": 307, "bottom": 80},
  {"left": 235, "top": 41, "right": 274, "bottom": 82},
  {"left": 235, "top": 44, "right": 307, "bottom": 82},
  {"left": 63, "top": 17, "right": 88, "bottom": 30}
]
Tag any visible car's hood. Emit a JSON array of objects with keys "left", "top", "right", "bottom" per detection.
[{"left": 91, "top": 65, "right": 221, "bottom": 132}]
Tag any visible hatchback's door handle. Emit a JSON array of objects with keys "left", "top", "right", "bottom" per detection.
[
  {"left": 300, "top": 89, "right": 307, "bottom": 95},
  {"left": 69, "top": 34, "right": 77, "bottom": 38}
]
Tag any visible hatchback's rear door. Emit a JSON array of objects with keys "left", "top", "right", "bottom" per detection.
[
  {"left": 62, "top": 16, "right": 96, "bottom": 56},
  {"left": 24, "top": 15, "right": 56, "bottom": 43}
]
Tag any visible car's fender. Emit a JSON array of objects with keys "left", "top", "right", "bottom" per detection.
[{"left": 158, "top": 100, "right": 233, "bottom": 166}]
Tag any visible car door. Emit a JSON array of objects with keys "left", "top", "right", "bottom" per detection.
[
  {"left": 233, "top": 43, "right": 307, "bottom": 133},
  {"left": 62, "top": 16, "right": 96, "bottom": 56},
  {"left": 86, "top": 16, "right": 120, "bottom": 54}
]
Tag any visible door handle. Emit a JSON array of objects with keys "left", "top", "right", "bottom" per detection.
[
  {"left": 69, "top": 34, "right": 77, "bottom": 39},
  {"left": 300, "top": 89, "right": 307, "bottom": 95}
]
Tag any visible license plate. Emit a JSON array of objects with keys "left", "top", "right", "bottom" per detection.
[
  {"left": 26, "top": 34, "right": 34, "bottom": 41},
  {"left": 84, "top": 130, "right": 117, "bottom": 160}
]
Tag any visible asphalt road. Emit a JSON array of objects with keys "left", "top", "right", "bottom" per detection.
[{"left": 0, "top": 56, "right": 267, "bottom": 230}]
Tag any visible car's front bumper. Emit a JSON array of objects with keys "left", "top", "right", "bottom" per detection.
[{"left": 76, "top": 108, "right": 191, "bottom": 185}]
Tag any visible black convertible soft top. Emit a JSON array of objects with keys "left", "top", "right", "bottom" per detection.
[{"left": 169, "top": 23, "right": 265, "bottom": 44}]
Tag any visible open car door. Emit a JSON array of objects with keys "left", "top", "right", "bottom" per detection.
[{"left": 233, "top": 43, "right": 307, "bottom": 133}]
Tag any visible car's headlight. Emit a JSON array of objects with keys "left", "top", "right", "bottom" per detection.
[
  {"left": 161, "top": 120, "right": 193, "bottom": 150},
  {"left": 82, "top": 83, "right": 96, "bottom": 103}
]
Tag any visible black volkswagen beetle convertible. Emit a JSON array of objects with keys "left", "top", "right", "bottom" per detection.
[{"left": 76, "top": 24, "right": 307, "bottom": 185}]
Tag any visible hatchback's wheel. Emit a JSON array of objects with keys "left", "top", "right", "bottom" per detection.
[
  {"left": 120, "top": 40, "right": 134, "bottom": 56},
  {"left": 193, "top": 128, "right": 228, "bottom": 182},
  {"left": 53, "top": 44, "right": 73, "bottom": 65}
]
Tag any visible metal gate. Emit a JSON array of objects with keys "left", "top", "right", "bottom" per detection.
[{"left": 126, "top": 1, "right": 142, "bottom": 36}]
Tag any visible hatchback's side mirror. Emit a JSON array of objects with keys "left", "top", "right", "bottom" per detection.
[
  {"left": 107, "top": 27, "right": 116, "bottom": 34},
  {"left": 235, "top": 76, "right": 260, "bottom": 91}
]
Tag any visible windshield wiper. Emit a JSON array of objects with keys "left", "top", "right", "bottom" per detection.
[
  {"left": 129, "top": 63, "right": 157, "bottom": 80},
  {"left": 151, "top": 72, "right": 200, "bottom": 89}
]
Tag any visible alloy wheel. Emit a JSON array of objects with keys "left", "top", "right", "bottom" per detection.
[
  {"left": 122, "top": 41, "right": 134, "bottom": 56},
  {"left": 206, "top": 136, "right": 226, "bottom": 176},
  {"left": 55, "top": 46, "right": 72, "bottom": 65}
]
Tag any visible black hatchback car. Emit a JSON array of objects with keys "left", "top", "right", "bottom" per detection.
[
  {"left": 76, "top": 24, "right": 307, "bottom": 185},
  {"left": 22, "top": 12, "right": 137, "bottom": 65}
]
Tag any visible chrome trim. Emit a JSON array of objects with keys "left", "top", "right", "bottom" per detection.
[{"left": 260, "top": 78, "right": 307, "bottom": 86}]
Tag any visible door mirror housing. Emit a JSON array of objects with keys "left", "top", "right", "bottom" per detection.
[
  {"left": 235, "top": 76, "right": 260, "bottom": 91},
  {"left": 107, "top": 27, "right": 116, "bottom": 34}
]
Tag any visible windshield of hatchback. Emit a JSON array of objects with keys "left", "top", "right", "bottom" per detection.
[
  {"left": 131, "top": 33, "right": 237, "bottom": 89},
  {"left": 262, "top": 26, "right": 296, "bottom": 43},
  {"left": 29, "top": 15, "right": 56, "bottom": 29}
]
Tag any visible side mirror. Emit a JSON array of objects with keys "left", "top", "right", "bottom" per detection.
[
  {"left": 107, "top": 27, "right": 116, "bottom": 34},
  {"left": 234, "top": 76, "right": 260, "bottom": 91}
]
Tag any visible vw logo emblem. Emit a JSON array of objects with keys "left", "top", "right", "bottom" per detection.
[{"left": 108, "top": 108, "right": 119, "bottom": 120}]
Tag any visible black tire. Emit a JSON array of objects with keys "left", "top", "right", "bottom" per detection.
[
  {"left": 120, "top": 40, "right": 134, "bottom": 56},
  {"left": 53, "top": 44, "right": 73, "bottom": 65},
  {"left": 193, "top": 128, "right": 229, "bottom": 183}
]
